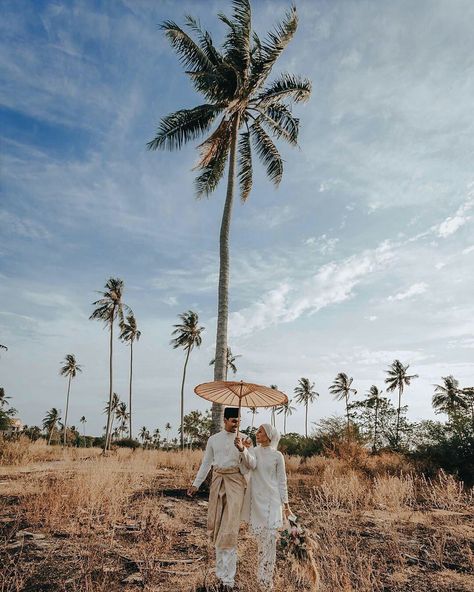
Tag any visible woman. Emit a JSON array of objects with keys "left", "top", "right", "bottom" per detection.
[{"left": 238, "top": 424, "right": 292, "bottom": 590}]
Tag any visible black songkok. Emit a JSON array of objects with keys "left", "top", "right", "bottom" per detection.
[{"left": 224, "top": 407, "right": 239, "bottom": 419}]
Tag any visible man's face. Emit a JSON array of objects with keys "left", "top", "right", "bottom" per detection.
[{"left": 223, "top": 417, "right": 240, "bottom": 433}]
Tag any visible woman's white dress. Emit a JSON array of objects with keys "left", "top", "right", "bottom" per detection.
[{"left": 242, "top": 445, "right": 289, "bottom": 589}]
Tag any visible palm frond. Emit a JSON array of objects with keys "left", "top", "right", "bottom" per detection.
[
  {"left": 147, "top": 105, "right": 222, "bottom": 151},
  {"left": 256, "top": 103, "right": 299, "bottom": 146},
  {"left": 255, "top": 73, "right": 311, "bottom": 105},
  {"left": 238, "top": 131, "right": 253, "bottom": 201},
  {"left": 218, "top": 0, "right": 251, "bottom": 81},
  {"left": 250, "top": 122, "right": 283, "bottom": 185},
  {"left": 248, "top": 6, "right": 298, "bottom": 92},
  {"left": 161, "top": 20, "right": 213, "bottom": 73},
  {"left": 194, "top": 121, "right": 231, "bottom": 197}
]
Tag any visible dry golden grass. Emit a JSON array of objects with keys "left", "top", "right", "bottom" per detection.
[{"left": 0, "top": 440, "right": 473, "bottom": 592}]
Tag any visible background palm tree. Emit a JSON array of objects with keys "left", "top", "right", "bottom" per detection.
[
  {"left": 276, "top": 398, "right": 296, "bottom": 434},
  {"left": 269, "top": 385, "right": 279, "bottom": 426},
  {"left": 80, "top": 415, "right": 87, "bottom": 437},
  {"left": 59, "top": 354, "right": 82, "bottom": 447},
  {"left": 385, "top": 359, "right": 418, "bottom": 448},
  {"left": 115, "top": 401, "right": 129, "bottom": 439},
  {"left": 294, "top": 378, "right": 319, "bottom": 437},
  {"left": 148, "top": 1, "right": 311, "bottom": 434},
  {"left": 329, "top": 372, "right": 357, "bottom": 436},
  {"left": 153, "top": 428, "right": 161, "bottom": 448},
  {"left": 165, "top": 422, "right": 172, "bottom": 449},
  {"left": 248, "top": 406, "right": 259, "bottom": 429},
  {"left": 104, "top": 393, "right": 120, "bottom": 449},
  {"left": 0, "top": 344, "right": 7, "bottom": 356},
  {"left": 460, "top": 387, "right": 474, "bottom": 425},
  {"left": 365, "top": 386, "right": 383, "bottom": 452},
  {"left": 0, "top": 387, "right": 11, "bottom": 408},
  {"left": 43, "top": 408, "right": 61, "bottom": 445},
  {"left": 432, "top": 375, "right": 468, "bottom": 417},
  {"left": 119, "top": 313, "right": 141, "bottom": 440},
  {"left": 171, "top": 310, "right": 205, "bottom": 450},
  {"left": 209, "top": 346, "right": 241, "bottom": 378},
  {"left": 90, "top": 278, "right": 131, "bottom": 452}
]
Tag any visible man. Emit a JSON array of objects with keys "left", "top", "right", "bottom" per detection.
[{"left": 187, "top": 407, "right": 254, "bottom": 590}]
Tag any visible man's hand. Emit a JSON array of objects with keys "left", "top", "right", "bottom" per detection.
[
  {"left": 243, "top": 437, "right": 252, "bottom": 449},
  {"left": 234, "top": 437, "right": 244, "bottom": 452},
  {"left": 187, "top": 485, "right": 198, "bottom": 497}
]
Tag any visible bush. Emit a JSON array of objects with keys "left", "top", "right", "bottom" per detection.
[
  {"left": 114, "top": 437, "right": 140, "bottom": 449},
  {"left": 411, "top": 417, "right": 474, "bottom": 485}
]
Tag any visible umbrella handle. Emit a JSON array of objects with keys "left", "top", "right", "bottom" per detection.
[{"left": 237, "top": 382, "right": 243, "bottom": 438}]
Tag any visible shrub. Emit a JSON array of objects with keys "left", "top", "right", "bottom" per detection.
[{"left": 115, "top": 437, "right": 140, "bottom": 449}]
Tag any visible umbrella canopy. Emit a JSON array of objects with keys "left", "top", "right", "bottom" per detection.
[{"left": 194, "top": 380, "right": 288, "bottom": 408}]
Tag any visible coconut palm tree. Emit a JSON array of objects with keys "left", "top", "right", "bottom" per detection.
[
  {"left": 165, "top": 422, "right": 172, "bottom": 449},
  {"left": 104, "top": 393, "right": 120, "bottom": 449},
  {"left": 59, "top": 354, "right": 82, "bottom": 447},
  {"left": 171, "top": 310, "right": 205, "bottom": 450},
  {"left": 209, "top": 346, "right": 241, "bottom": 378},
  {"left": 385, "top": 359, "right": 418, "bottom": 448},
  {"left": 0, "top": 387, "right": 10, "bottom": 408},
  {"left": 43, "top": 408, "right": 61, "bottom": 445},
  {"left": 269, "top": 385, "right": 279, "bottom": 426},
  {"left": 276, "top": 398, "right": 296, "bottom": 435},
  {"left": 119, "top": 313, "right": 141, "bottom": 440},
  {"left": 248, "top": 406, "right": 259, "bottom": 429},
  {"left": 115, "top": 401, "right": 129, "bottom": 439},
  {"left": 80, "top": 415, "right": 87, "bottom": 437},
  {"left": 365, "top": 386, "right": 383, "bottom": 452},
  {"left": 148, "top": 1, "right": 311, "bottom": 434},
  {"left": 90, "top": 278, "right": 131, "bottom": 452},
  {"left": 153, "top": 428, "right": 161, "bottom": 448},
  {"left": 460, "top": 387, "right": 474, "bottom": 425},
  {"left": 329, "top": 373, "right": 357, "bottom": 436},
  {"left": 432, "top": 375, "right": 468, "bottom": 417},
  {"left": 294, "top": 378, "right": 319, "bottom": 437}
]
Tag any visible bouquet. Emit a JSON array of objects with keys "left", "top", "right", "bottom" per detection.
[{"left": 278, "top": 515, "right": 320, "bottom": 590}]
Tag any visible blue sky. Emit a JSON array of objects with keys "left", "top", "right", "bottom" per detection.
[{"left": 1, "top": 0, "right": 473, "bottom": 438}]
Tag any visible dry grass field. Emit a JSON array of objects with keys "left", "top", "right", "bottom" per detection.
[{"left": 0, "top": 438, "right": 473, "bottom": 592}]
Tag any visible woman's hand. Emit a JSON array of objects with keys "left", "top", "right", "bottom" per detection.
[
  {"left": 234, "top": 437, "right": 244, "bottom": 452},
  {"left": 283, "top": 503, "right": 292, "bottom": 520}
]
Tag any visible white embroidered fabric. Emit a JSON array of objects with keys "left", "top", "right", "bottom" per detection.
[
  {"left": 255, "top": 527, "right": 278, "bottom": 590},
  {"left": 215, "top": 546, "right": 237, "bottom": 586}
]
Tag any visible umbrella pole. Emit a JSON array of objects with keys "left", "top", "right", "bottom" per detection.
[{"left": 237, "top": 382, "right": 243, "bottom": 438}]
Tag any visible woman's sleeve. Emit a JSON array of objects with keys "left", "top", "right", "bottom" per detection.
[
  {"left": 276, "top": 452, "right": 289, "bottom": 503},
  {"left": 240, "top": 446, "right": 257, "bottom": 470}
]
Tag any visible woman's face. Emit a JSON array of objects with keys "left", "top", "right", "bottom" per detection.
[{"left": 256, "top": 425, "right": 271, "bottom": 446}]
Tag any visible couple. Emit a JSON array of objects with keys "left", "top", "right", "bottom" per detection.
[{"left": 187, "top": 407, "right": 292, "bottom": 590}]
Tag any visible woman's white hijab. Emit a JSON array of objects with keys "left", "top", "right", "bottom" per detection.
[{"left": 260, "top": 423, "right": 280, "bottom": 449}]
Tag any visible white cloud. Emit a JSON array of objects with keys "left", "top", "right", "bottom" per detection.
[
  {"left": 436, "top": 194, "right": 473, "bottom": 238},
  {"left": 388, "top": 282, "right": 428, "bottom": 301},
  {"left": 230, "top": 241, "right": 395, "bottom": 337},
  {"left": 0, "top": 209, "right": 51, "bottom": 240},
  {"left": 462, "top": 245, "right": 474, "bottom": 254}
]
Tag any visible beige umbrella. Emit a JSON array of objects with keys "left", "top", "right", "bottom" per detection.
[{"left": 194, "top": 380, "right": 288, "bottom": 436}]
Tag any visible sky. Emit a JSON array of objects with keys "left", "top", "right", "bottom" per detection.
[{"left": 1, "top": 0, "right": 473, "bottom": 438}]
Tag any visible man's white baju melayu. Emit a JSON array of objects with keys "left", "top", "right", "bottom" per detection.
[
  {"left": 192, "top": 429, "right": 255, "bottom": 588},
  {"left": 242, "top": 425, "right": 288, "bottom": 590}
]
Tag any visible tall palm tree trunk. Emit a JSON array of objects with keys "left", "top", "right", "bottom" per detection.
[
  {"left": 180, "top": 346, "right": 192, "bottom": 450},
  {"left": 373, "top": 399, "right": 379, "bottom": 452},
  {"left": 48, "top": 425, "right": 54, "bottom": 446},
  {"left": 284, "top": 412, "right": 287, "bottom": 435},
  {"left": 129, "top": 341, "right": 133, "bottom": 439},
  {"left": 211, "top": 113, "right": 241, "bottom": 434},
  {"left": 305, "top": 404, "right": 308, "bottom": 438},
  {"left": 395, "top": 386, "right": 402, "bottom": 447},
  {"left": 63, "top": 375, "right": 72, "bottom": 447},
  {"left": 104, "top": 312, "right": 115, "bottom": 453},
  {"left": 345, "top": 394, "right": 350, "bottom": 439}
]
